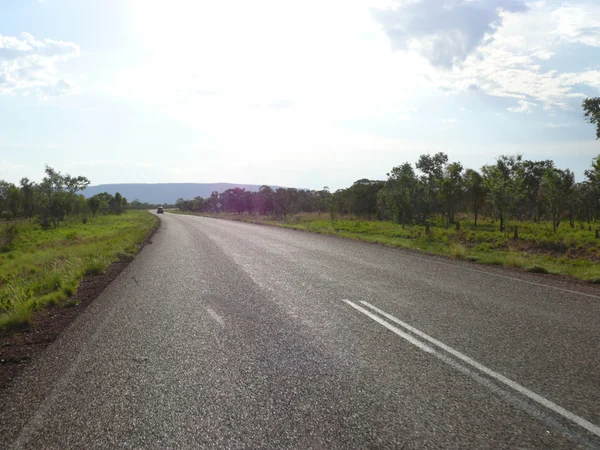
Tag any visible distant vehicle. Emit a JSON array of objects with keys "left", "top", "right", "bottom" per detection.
[{"left": 157, "top": 206, "right": 164, "bottom": 214}]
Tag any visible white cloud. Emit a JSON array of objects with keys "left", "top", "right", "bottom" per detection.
[
  {"left": 372, "top": 0, "right": 527, "bottom": 68},
  {"left": 553, "top": 3, "right": 600, "bottom": 47},
  {"left": 441, "top": 117, "right": 459, "bottom": 123},
  {"left": 0, "top": 32, "right": 80, "bottom": 98},
  {"left": 507, "top": 99, "right": 536, "bottom": 113},
  {"left": 372, "top": 1, "right": 600, "bottom": 112},
  {"left": 419, "top": 2, "right": 600, "bottom": 110}
]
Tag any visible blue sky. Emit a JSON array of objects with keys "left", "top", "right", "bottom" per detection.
[{"left": 1, "top": 0, "right": 599, "bottom": 190}]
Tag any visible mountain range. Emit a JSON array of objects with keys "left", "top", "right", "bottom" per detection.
[{"left": 82, "top": 183, "right": 282, "bottom": 205}]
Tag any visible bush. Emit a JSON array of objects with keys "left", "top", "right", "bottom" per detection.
[
  {"left": 450, "top": 243, "right": 466, "bottom": 259},
  {"left": 83, "top": 261, "right": 106, "bottom": 277},
  {"left": 525, "top": 265, "right": 550, "bottom": 274}
]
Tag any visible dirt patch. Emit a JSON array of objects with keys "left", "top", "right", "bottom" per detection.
[{"left": 0, "top": 219, "right": 159, "bottom": 390}]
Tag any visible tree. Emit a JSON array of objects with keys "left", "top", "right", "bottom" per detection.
[
  {"left": 583, "top": 154, "right": 600, "bottom": 220},
  {"left": 109, "top": 192, "right": 125, "bottom": 214},
  {"left": 130, "top": 199, "right": 143, "bottom": 210},
  {"left": 20, "top": 178, "right": 36, "bottom": 218},
  {"left": 482, "top": 155, "right": 524, "bottom": 232},
  {"left": 256, "top": 185, "right": 274, "bottom": 215},
  {"left": 87, "top": 196, "right": 101, "bottom": 216},
  {"left": 441, "top": 162, "right": 464, "bottom": 224},
  {"left": 0, "top": 180, "right": 10, "bottom": 217},
  {"left": 273, "top": 188, "right": 291, "bottom": 217},
  {"left": 521, "top": 160, "right": 554, "bottom": 221},
  {"left": 541, "top": 168, "right": 574, "bottom": 232},
  {"left": 347, "top": 179, "right": 384, "bottom": 219},
  {"left": 464, "top": 169, "right": 486, "bottom": 226},
  {"left": 318, "top": 187, "right": 331, "bottom": 214},
  {"left": 380, "top": 163, "right": 419, "bottom": 226},
  {"left": 415, "top": 152, "right": 448, "bottom": 223},
  {"left": 7, "top": 184, "right": 21, "bottom": 219},
  {"left": 583, "top": 97, "right": 600, "bottom": 139},
  {"left": 38, "top": 166, "right": 90, "bottom": 227}
]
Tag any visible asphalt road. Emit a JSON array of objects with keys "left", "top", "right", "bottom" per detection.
[{"left": 2, "top": 212, "right": 600, "bottom": 448}]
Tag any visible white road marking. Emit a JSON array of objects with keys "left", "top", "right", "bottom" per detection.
[
  {"left": 343, "top": 299, "right": 600, "bottom": 439},
  {"left": 206, "top": 307, "right": 224, "bottom": 326}
]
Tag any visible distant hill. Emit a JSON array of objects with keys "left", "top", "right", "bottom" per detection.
[{"left": 82, "top": 183, "right": 282, "bottom": 205}]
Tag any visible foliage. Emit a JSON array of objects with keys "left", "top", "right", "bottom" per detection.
[
  {"left": 37, "top": 165, "right": 91, "bottom": 228},
  {"left": 0, "top": 211, "right": 157, "bottom": 331},
  {"left": 481, "top": 155, "right": 524, "bottom": 232},
  {"left": 175, "top": 150, "right": 600, "bottom": 239},
  {"left": 583, "top": 97, "right": 600, "bottom": 139}
]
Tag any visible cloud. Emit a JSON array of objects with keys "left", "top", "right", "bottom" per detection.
[
  {"left": 0, "top": 32, "right": 80, "bottom": 98},
  {"left": 372, "top": 0, "right": 527, "bottom": 68},
  {"left": 422, "top": 2, "right": 600, "bottom": 110},
  {"left": 553, "top": 4, "right": 600, "bottom": 47},
  {"left": 507, "top": 99, "right": 536, "bottom": 113},
  {"left": 441, "top": 117, "right": 459, "bottom": 123}
]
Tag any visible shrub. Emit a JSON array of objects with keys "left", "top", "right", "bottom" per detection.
[
  {"left": 525, "top": 265, "right": 550, "bottom": 274},
  {"left": 82, "top": 259, "right": 107, "bottom": 276},
  {"left": 451, "top": 243, "right": 466, "bottom": 259}
]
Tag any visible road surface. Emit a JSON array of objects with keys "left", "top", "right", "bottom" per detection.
[{"left": 1, "top": 212, "right": 600, "bottom": 448}]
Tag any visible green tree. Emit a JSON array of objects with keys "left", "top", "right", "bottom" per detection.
[
  {"left": 0, "top": 180, "right": 10, "bottom": 217},
  {"left": 38, "top": 166, "right": 90, "bottom": 227},
  {"left": 464, "top": 169, "right": 487, "bottom": 226},
  {"left": 541, "top": 168, "right": 575, "bottom": 232},
  {"left": 441, "top": 162, "right": 464, "bottom": 224},
  {"left": 415, "top": 152, "right": 448, "bottom": 223},
  {"left": 87, "top": 196, "right": 101, "bottom": 216},
  {"left": 521, "top": 160, "right": 555, "bottom": 221},
  {"left": 257, "top": 185, "right": 274, "bottom": 215},
  {"left": 109, "top": 192, "right": 125, "bottom": 214},
  {"left": 20, "top": 178, "right": 36, "bottom": 218},
  {"left": 7, "top": 184, "right": 21, "bottom": 219},
  {"left": 584, "top": 154, "right": 600, "bottom": 220},
  {"left": 347, "top": 179, "right": 384, "bottom": 219},
  {"left": 583, "top": 97, "right": 600, "bottom": 139},
  {"left": 380, "top": 163, "right": 418, "bottom": 226},
  {"left": 482, "top": 155, "right": 524, "bottom": 232}
]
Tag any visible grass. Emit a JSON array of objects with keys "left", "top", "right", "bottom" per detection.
[
  {"left": 0, "top": 211, "right": 157, "bottom": 332},
  {"left": 171, "top": 210, "right": 600, "bottom": 283}
]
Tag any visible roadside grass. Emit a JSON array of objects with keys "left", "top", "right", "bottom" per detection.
[
  {"left": 171, "top": 210, "right": 600, "bottom": 283},
  {"left": 0, "top": 211, "right": 157, "bottom": 332}
]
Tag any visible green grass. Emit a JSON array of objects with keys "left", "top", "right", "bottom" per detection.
[
  {"left": 0, "top": 211, "right": 158, "bottom": 332},
  {"left": 173, "top": 210, "right": 600, "bottom": 283}
]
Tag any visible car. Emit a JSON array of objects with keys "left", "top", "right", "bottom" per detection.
[{"left": 157, "top": 206, "right": 164, "bottom": 214}]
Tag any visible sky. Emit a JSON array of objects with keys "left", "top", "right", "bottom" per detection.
[{"left": 0, "top": 0, "right": 599, "bottom": 190}]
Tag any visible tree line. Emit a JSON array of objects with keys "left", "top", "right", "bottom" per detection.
[
  {"left": 0, "top": 166, "right": 136, "bottom": 228},
  {"left": 177, "top": 98, "right": 600, "bottom": 233},
  {"left": 175, "top": 152, "right": 600, "bottom": 233}
]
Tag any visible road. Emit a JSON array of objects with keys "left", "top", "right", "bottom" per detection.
[{"left": 1, "top": 212, "right": 600, "bottom": 448}]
